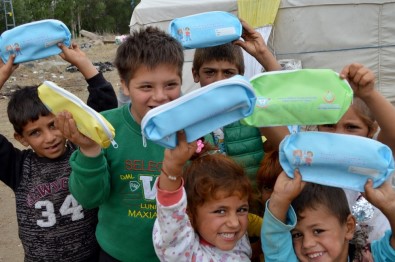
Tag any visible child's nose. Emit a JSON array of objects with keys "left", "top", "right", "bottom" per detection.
[
  {"left": 302, "top": 234, "right": 316, "bottom": 248},
  {"left": 44, "top": 129, "right": 58, "bottom": 143},
  {"left": 152, "top": 88, "right": 167, "bottom": 102},
  {"left": 226, "top": 213, "right": 240, "bottom": 228}
]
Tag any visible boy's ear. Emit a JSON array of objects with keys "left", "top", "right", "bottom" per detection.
[
  {"left": 191, "top": 68, "right": 200, "bottom": 83},
  {"left": 14, "top": 132, "right": 29, "bottom": 147},
  {"left": 120, "top": 79, "right": 130, "bottom": 96},
  {"left": 368, "top": 121, "right": 379, "bottom": 139},
  {"left": 345, "top": 214, "right": 356, "bottom": 240}
]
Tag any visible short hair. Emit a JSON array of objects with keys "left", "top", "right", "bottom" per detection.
[
  {"left": 114, "top": 26, "right": 184, "bottom": 85},
  {"left": 7, "top": 86, "right": 51, "bottom": 135},
  {"left": 256, "top": 150, "right": 282, "bottom": 193},
  {"left": 184, "top": 153, "right": 253, "bottom": 229},
  {"left": 292, "top": 183, "right": 351, "bottom": 224},
  {"left": 192, "top": 43, "right": 245, "bottom": 75},
  {"left": 352, "top": 97, "right": 376, "bottom": 133}
]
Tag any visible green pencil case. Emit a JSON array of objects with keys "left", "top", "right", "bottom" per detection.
[{"left": 241, "top": 69, "right": 353, "bottom": 127}]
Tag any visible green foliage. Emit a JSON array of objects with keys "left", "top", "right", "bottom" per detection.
[{"left": 1, "top": 0, "right": 139, "bottom": 34}]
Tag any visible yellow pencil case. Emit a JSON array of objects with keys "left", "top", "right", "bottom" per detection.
[{"left": 38, "top": 81, "right": 116, "bottom": 148}]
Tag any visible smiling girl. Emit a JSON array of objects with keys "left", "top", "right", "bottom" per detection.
[{"left": 153, "top": 132, "right": 253, "bottom": 261}]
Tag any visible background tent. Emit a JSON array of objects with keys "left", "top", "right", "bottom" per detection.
[
  {"left": 130, "top": 0, "right": 395, "bottom": 104},
  {"left": 269, "top": 0, "right": 395, "bottom": 104}
]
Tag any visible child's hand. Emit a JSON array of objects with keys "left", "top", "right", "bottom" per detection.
[
  {"left": 339, "top": 63, "right": 376, "bottom": 100},
  {"left": 0, "top": 54, "right": 19, "bottom": 88},
  {"left": 233, "top": 19, "right": 281, "bottom": 72},
  {"left": 159, "top": 131, "right": 197, "bottom": 190},
  {"left": 55, "top": 110, "right": 101, "bottom": 157},
  {"left": 268, "top": 170, "right": 305, "bottom": 222},
  {"left": 58, "top": 42, "right": 98, "bottom": 79},
  {"left": 362, "top": 179, "right": 395, "bottom": 217}
]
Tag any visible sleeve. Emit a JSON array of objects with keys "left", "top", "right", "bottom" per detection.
[
  {"left": 86, "top": 72, "right": 117, "bottom": 112},
  {"left": 0, "top": 134, "right": 25, "bottom": 191},
  {"left": 68, "top": 149, "right": 111, "bottom": 209},
  {"left": 371, "top": 230, "right": 395, "bottom": 261},
  {"left": 153, "top": 180, "right": 196, "bottom": 261},
  {"left": 261, "top": 200, "right": 299, "bottom": 262}
]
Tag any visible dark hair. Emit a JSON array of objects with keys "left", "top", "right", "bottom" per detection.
[
  {"left": 114, "top": 26, "right": 184, "bottom": 85},
  {"left": 292, "top": 183, "right": 351, "bottom": 224},
  {"left": 256, "top": 150, "right": 282, "bottom": 193},
  {"left": 184, "top": 152, "right": 253, "bottom": 229},
  {"left": 7, "top": 86, "right": 51, "bottom": 135},
  {"left": 192, "top": 43, "right": 245, "bottom": 75}
]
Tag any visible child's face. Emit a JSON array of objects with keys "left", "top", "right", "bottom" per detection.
[
  {"left": 318, "top": 105, "right": 373, "bottom": 137},
  {"left": 291, "top": 205, "right": 355, "bottom": 262},
  {"left": 15, "top": 114, "right": 67, "bottom": 158},
  {"left": 193, "top": 60, "right": 239, "bottom": 87},
  {"left": 122, "top": 64, "right": 182, "bottom": 124},
  {"left": 194, "top": 192, "right": 249, "bottom": 251}
]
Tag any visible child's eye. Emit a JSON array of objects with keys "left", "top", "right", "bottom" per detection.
[
  {"left": 237, "top": 207, "right": 249, "bottom": 214},
  {"left": 203, "top": 70, "right": 215, "bottom": 76},
  {"left": 313, "top": 229, "right": 325, "bottom": 235},
  {"left": 320, "top": 124, "right": 334, "bottom": 129},
  {"left": 213, "top": 209, "right": 226, "bottom": 215},
  {"left": 140, "top": 85, "right": 152, "bottom": 90},
  {"left": 224, "top": 71, "right": 236, "bottom": 77},
  {"left": 49, "top": 122, "right": 56, "bottom": 130},
  {"left": 29, "top": 130, "right": 40, "bottom": 137},
  {"left": 166, "top": 82, "right": 179, "bottom": 89},
  {"left": 291, "top": 232, "right": 303, "bottom": 239},
  {"left": 345, "top": 124, "right": 360, "bottom": 130}
]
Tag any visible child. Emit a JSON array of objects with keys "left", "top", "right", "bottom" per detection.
[
  {"left": 192, "top": 19, "right": 281, "bottom": 191},
  {"left": 153, "top": 131, "right": 253, "bottom": 261},
  {"left": 261, "top": 170, "right": 395, "bottom": 261},
  {"left": 0, "top": 42, "right": 117, "bottom": 261},
  {"left": 55, "top": 26, "right": 184, "bottom": 261},
  {"left": 256, "top": 149, "right": 282, "bottom": 206}
]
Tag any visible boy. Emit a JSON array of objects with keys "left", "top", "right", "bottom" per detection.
[
  {"left": 261, "top": 170, "right": 395, "bottom": 261},
  {"left": 55, "top": 26, "right": 184, "bottom": 261},
  {"left": 192, "top": 19, "right": 282, "bottom": 190},
  {"left": 0, "top": 43, "right": 117, "bottom": 261}
]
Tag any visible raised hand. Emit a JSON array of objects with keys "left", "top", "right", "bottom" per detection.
[
  {"left": 339, "top": 63, "right": 375, "bottom": 100},
  {"left": 0, "top": 54, "right": 19, "bottom": 88}
]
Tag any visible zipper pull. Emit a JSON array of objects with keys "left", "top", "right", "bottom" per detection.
[
  {"left": 142, "top": 132, "right": 147, "bottom": 148},
  {"left": 111, "top": 139, "right": 118, "bottom": 148}
]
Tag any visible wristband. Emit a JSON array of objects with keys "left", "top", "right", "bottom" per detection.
[{"left": 161, "top": 168, "right": 179, "bottom": 181}]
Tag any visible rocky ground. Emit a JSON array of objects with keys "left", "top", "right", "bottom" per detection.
[{"left": 0, "top": 37, "right": 120, "bottom": 261}]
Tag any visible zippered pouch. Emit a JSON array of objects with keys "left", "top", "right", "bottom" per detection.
[
  {"left": 279, "top": 132, "right": 394, "bottom": 192},
  {"left": 0, "top": 19, "right": 71, "bottom": 64},
  {"left": 141, "top": 75, "right": 256, "bottom": 148},
  {"left": 168, "top": 11, "right": 242, "bottom": 49},
  {"left": 241, "top": 69, "right": 353, "bottom": 127},
  {"left": 37, "top": 81, "right": 117, "bottom": 148}
]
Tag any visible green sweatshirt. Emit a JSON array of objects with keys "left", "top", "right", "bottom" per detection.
[{"left": 69, "top": 105, "right": 162, "bottom": 261}]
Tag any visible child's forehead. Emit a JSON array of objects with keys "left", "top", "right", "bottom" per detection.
[{"left": 201, "top": 59, "right": 239, "bottom": 69}]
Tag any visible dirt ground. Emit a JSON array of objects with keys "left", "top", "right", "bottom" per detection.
[{"left": 0, "top": 38, "right": 121, "bottom": 261}]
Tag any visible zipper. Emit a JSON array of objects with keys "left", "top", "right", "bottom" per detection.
[
  {"left": 140, "top": 75, "right": 254, "bottom": 147},
  {"left": 44, "top": 81, "right": 118, "bottom": 148}
]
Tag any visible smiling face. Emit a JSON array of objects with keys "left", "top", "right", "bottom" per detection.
[
  {"left": 194, "top": 192, "right": 249, "bottom": 251},
  {"left": 317, "top": 105, "right": 375, "bottom": 138},
  {"left": 192, "top": 60, "right": 240, "bottom": 87},
  {"left": 121, "top": 64, "right": 182, "bottom": 124},
  {"left": 291, "top": 205, "right": 355, "bottom": 262},
  {"left": 15, "top": 114, "right": 67, "bottom": 158}
]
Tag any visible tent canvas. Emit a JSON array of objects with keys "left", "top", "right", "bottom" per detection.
[{"left": 269, "top": 0, "right": 395, "bottom": 104}]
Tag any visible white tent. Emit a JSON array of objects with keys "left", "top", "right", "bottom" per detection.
[
  {"left": 129, "top": 0, "right": 238, "bottom": 94},
  {"left": 269, "top": 0, "right": 395, "bottom": 104},
  {"left": 130, "top": 0, "right": 395, "bottom": 103}
]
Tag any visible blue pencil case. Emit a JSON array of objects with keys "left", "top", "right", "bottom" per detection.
[
  {"left": 279, "top": 132, "right": 394, "bottom": 192},
  {"left": 141, "top": 75, "right": 256, "bottom": 148},
  {"left": 168, "top": 11, "right": 242, "bottom": 49},
  {"left": 0, "top": 19, "right": 71, "bottom": 63}
]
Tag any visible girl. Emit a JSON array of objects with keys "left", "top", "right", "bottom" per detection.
[{"left": 153, "top": 132, "right": 253, "bottom": 261}]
